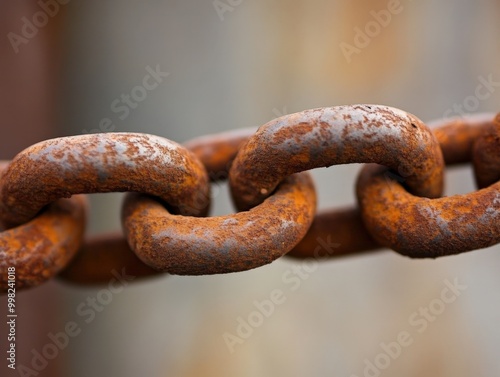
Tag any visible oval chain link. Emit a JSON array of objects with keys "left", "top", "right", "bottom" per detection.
[{"left": 0, "top": 107, "right": 498, "bottom": 291}]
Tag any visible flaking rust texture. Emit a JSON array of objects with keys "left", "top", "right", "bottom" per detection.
[
  {"left": 357, "top": 113, "right": 500, "bottom": 257},
  {"left": 186, "top": 129, "right": 382, "bottom": 260},
  {"left": 184, "top": 116, "right": 408, "bottom": 260},
  {"left": 229, "top": 105, "right": 445, "bottom": 211},
  {"left": 122, "top": 172, "right": 316, "bottom": 275},
  {"left": 473, "top": 113, "right": 500, "bottom": 188},
  {"left": 60, "top": 126, "right": 376, "bottom": 283},
  {"left": 0, "top": 133, "right": 210, "bottom": 228},
  {"left": 57, "top": 129, "right": 257, "bottom": 285},
  {"left": 3, "top": 108, "right": 499, "bottom": 288},
  {"left": 0, "top": 158, "right": 87, "bottom": 291}
]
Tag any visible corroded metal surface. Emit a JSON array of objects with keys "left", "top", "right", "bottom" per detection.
[
  {"left": 229, "top": 105, "right": 445, "bottom": 211},
  {"left": 473, "top": 113, "right": 500, "bottom": 188},
  {"left": 62, "top": 129, "right": 319, "bottom": 279},
  {"left": 357, "top": 164, "right": 500, "bottom": 257},
  {"left": 58, "top": 233, "right": 159, "bottom": 285},
  {"left": 288, "top": 207, "right": 381, "bottom": 258},
  {"left": 357, "top": 113, "right": 500, "bottom": 258},
  {"left": 186, "top": 128, "right": 383, "bottom": 260},
  {"left": 0, "top": 158, "right": 87, "bottom": 291},
  {"left": 122, "top": 172, "right": 316, "bottom": 274},
  {"left": 58, "top": 130, "right": 258, "bottom": 283},
  {"left": 0, "top": 133, "right": 210, "bottom": 228},
  {"left": 184, "top": 127, "right": 256, "bottom": 178},
  {"left": 429, "top": 113, "right": 495, "bottom": 164},
  {"left": 1, "top": 107, "right": 499, "bottom": 285},
  {"left": 0, "top": 196, "right": 87, "bottom": 291}
]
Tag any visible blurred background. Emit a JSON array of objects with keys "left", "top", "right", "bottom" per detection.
[{"left": 1, "top": 0, "right": 499, "bottom": 376}]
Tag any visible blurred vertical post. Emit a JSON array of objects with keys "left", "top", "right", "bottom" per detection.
[{"left": 0, "top": 1, "right": 66, "bottom": 376}]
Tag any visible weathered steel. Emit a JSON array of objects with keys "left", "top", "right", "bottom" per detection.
[
  {"left": 0, "top": 133, "right": 210, "bottom": 228},
  {"left": 429, "top": 113, "right": 494, "bottom": 164},
  {"left": 122, "top": 171, "right": 316, "bottom": 274},
  {"left": 357, "top": 113, "right": 500, "bottom": 257},
  {"left": 0, "top": 159, "right": 87, "bottom": 291},
  {"left": 472, "top": 113, "right": 500, "bottom": 188},
  {"left": 1, "top": 107, "right": 499, "bottom": 285},
  {"left": 184, "top": 127, "right": 256, "bottom": 178},
  {"left": 229, "top": 105, "right": 444, "bottom": 211}
]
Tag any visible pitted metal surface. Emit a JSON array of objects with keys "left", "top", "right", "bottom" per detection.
[
  {"left": 122, "top": 172, "right": 316, "bottom": 274},
  {"left": 0, "top": 133, "right": 210, "bottom": 228},
  {"left": 0, "top": 106, "right": 498, "bottom": 290},
  {"left": 473, "top": 113, "right": 500, "bottom": 188},
  {"left": 357, "top": 113, "right": 500, "bottom": 257},
  {"left": 0, "top": 161, "right": 87, "bottom": 291},
  {"left": 229, "top": 105, "right": 444, "bottom": 211}
]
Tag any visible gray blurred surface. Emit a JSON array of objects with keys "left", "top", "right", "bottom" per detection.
[{"left": 52, "top": 0, "right": 500, "bottom": 376}]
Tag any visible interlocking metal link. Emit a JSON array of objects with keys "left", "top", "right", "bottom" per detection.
[
  {"left": 0, "top": 133, "right": 210, "bottom": 229},
  {"left": 184, "top": 127, "right": 256, "bottom": 177},
  {"left": 472, "top": 113, "right": 500, "bottom": 188},
  {"left": 185, "top": 128, "right": 383, "bottom": 259},
  {"left": 287, "top": 207, "right": 381, "bottom": 258},
  {"left": 228, "top": 105, "right": 445, "bottom": 262},
  {"left": 58, "top": 130, "right": 259, "bottom": 285},
  {"left": 229, "top": 105, "right": 445, "bottom": 211},
  {"left": 1, "top": 105, "right": 499, "bottom": 292},
  {"left": 357, "top": 113, "right": 500, "bottom": 258},
  {"left": 184, "top": 128, "right": 382, "bottom": 259},
  {"left": 122, "top": 152, "right": 317, "bottom": 275},
  {"left": 0, "top": 162, "right": 87, "bottom": 290},
  {"left": 430, "top": 113, "right": 493, "bottom": 164}
]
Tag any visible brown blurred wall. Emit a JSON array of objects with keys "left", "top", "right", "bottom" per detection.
[{"left": 0, "top": 2, "right": 66, "bottom": 377}]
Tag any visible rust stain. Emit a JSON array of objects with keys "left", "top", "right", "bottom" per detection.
[
  {"left": 0, "top": 133, "right": 210, "bottom": 228},
  {"left": 0, "top": 158, "right": 87, "bottom": 291},
  {"left": 122, "top": 134, "right": 317, "bottom": 274},
  {"left": 473, "top": 113, "right": 500, "bottom": 188},
  {"left": 357, "top": 113, "right": 500, "bottom": 257},
  {"left": 122, "top": 170, "right": 316, "bottom": 275},
  {"left": 229, "top": 105, "right": 444, "bottom": 211}
]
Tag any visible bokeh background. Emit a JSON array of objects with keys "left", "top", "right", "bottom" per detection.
[{"left": 1, "top": 1, "right": 500, "bottom": 376}]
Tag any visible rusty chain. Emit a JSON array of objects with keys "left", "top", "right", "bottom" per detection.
[{"left": 0, "top": 105, "right": 499, "bottom": 292}]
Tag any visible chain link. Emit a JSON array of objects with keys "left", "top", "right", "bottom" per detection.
[
  {"left": 1, "top": 105, "right": 498, "bottom": 292},
  {"left": 357, "top": 114, "right": 500, "bottom": 257}
]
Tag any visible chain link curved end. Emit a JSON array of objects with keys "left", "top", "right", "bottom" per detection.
[
  {"left": 0, "top": 133, "right": 211, "bottom": 228},
  {"left": 1, "top": 107, "right": 499, "bottom": 285},
  {"left": 229, "top": 105, "right": 444, "bottom": 212},
  {"left": 473, "top": 113, "right": 500, "bottom": 188},
  {"left": 122, "top": 171, "right": 316, "bottom": 275},
  {"left": 0, "top": 194, "right": 87, "bottom": 292},
  {"left": 357, "top": 114, "right": 500, "bottom": 258}
]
